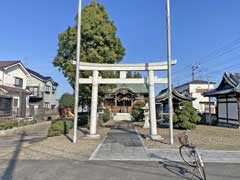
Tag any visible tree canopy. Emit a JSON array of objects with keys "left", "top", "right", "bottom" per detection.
[
  {"left": 59, "top": 93, "right": 75, "bottom": 110},
  {"left": 126, "top": 71, "right": 142, "bottom": 78},
  {"left": 53, "top": 1, "right": 125, "bottom": 103}
]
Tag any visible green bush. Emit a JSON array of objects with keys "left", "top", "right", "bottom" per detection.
[
  {"left": 0, "top": 120, "right": 38, "bottom": 130},
  {"left": 48, "top": 119, "right": 73, "bottom": 137},
  {"left": 173, "top": 101, "right": 201, "bottom": 130},
  {"left": 103, "top": 108, "right": 110, "bottom": 123},
  {"left": 78, "top": 112, "right": 89, "bottom": 127},
  {"left": 163, "top": 114, "right": 169, "bottom": 122},
  {"left": 0, "top": 121, "right": 17, "bottom": 130},
  {"left": 132, "top": 101, "right": 145, "bottom": 121}
]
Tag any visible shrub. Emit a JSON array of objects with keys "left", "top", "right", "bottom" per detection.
[
  {"left": 132, "top": 101, "right": 145, "bottom": 121},
  {"left": 78, "top": 112, "right": 89, "bottom": 127},
  {"left": 0, "top": 120, "right": 38, "bottom": 130},
  {"left": 0, "top": 121, "right": 17, "bottom": 130},
  {"left": 103, "top": 108, "right": 110, "bottom": 123},
  {"left": 162, "top": 114, "right": 169, "bottom": 122},
  {"left": 48, "top": 119, "right": 73, "bottom": 137},
  {"left": 173, "top": 101, "right": 201, "bottom": 130}
]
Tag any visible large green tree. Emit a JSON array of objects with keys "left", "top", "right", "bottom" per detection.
[
  {"left": 59, "top": 93, "right": 74, "bottom": 110},
  {"left": 53, "top": 1, "right": 125, "bottom": 103}
]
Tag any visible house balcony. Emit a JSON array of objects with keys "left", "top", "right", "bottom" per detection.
[{"left": 29, "top": 91, "right": 44, "bottom": 103}]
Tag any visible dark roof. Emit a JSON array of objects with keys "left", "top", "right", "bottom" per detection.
[
  {"left": 204, "top": 72, "right": 240, "bottom": 97},
  {"left": 224, "top": 72, "right": 240, "bottom": 86},
  {"left": 0, "top": 61, "right": 21, "bottom": 68},
  {"left": 156, "top": 88, "right": 195, "bottom": 102},
  {"left": 110, "top": 84, "right": 148, "bottom": 94},
  {"left": 27, "top": 68, "right": 58, "bottom": 86},
  {"left": 176, "top": 80, "right": 216, "bottom": 89}
]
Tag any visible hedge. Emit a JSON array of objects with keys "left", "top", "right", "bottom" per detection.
[
  {"left": 48, "top": 119, "right": 73, "bottom": 137},
  {"left": 0, "top": 120, "right": 37, "bottom": 131},
  {"left": 103, "top": 108, "right": 110, "bottom": 123}
]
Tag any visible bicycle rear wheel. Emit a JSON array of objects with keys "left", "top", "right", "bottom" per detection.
[{"left": 179, "top": 145, "right": 197, "bottom": 167}]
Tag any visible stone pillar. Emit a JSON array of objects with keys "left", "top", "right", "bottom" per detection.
[
  {"left": 148, "top": 70, "right": 163, "bottom": 140},
  {"left": 88, "top": 70, "right": 100, "bottom": 139}
]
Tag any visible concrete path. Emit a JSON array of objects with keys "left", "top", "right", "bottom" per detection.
[
  {"left": 0, "top": 160, "right": 239, "bottom": 180},
  {"left": 90, "top": 122, "right": 149, "bottom": 160},
  {"left": 91, "top": 121, "right": 240, "bottom": 163},
  {"left": 0, "top": 123, "right": 49, "bottom": 158}
]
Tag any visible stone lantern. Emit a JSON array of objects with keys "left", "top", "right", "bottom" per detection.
[
  {"left": 142, "top": 103, "right": 150, "bottom": 128},
  {"left": 98, "top": 103, "right": 104, "bottom": 121}
]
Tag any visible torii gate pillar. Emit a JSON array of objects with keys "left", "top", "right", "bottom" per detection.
[
  {"left": 148, "top": 70, "right": 163, "bottom": 140},
  {"left": 87, "top": 70, "right": 100, "bottom": 138}
]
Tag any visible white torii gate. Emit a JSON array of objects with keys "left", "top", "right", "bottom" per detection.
[
  {"left": 73, "top": 60, "right": 176, "bottom": 140},
  {"left": 73, "top": 0, "right": 175, "bottom": 144}
]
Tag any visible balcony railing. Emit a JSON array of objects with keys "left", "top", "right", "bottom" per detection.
[
  {"left": 29, "top": 91, "right": 44, "bottom": 103},
  {"left": 30, "top": 91, "right": 44, "bottom": 98}
]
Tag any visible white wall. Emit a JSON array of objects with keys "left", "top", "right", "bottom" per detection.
[
  {"left": 2, "top": 65, "right": 28, "bottom": 89},
  {"left": 44, "top": 80, "right": 57, "bottom": 107},
  {"left": 189, "top": 83, "right": 215, "bottom": 113},
  {"left": 0, "top": 71, "right": 3, "bottom": 85},
  {"left": 26, "top": 75, "right": 45, "bottom": 91}
]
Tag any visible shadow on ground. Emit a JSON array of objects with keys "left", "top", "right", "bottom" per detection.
[{"left": 1, "top": 132, "right": 25, "bottom": 180}]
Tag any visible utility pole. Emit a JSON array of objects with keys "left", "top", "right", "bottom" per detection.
[
  {"left": 166, "top": 0, "right": 174, "bottom": 145},
  {"left": 207, "top": 75, "right": 212, "bottom": 125},
  {"left": 73, "top": 0, "right": 82, "bottom": 144},
  {"left": 192, "top": 64, "right": 199, "bottom": 80}
]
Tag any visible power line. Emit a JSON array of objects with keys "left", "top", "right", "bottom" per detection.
[{"left": 197, "top": 37, "right": 240, "bottom": 63}]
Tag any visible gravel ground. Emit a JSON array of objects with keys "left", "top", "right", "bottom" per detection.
[
  {"left": 0, "top": 125, "right": 111, "bottom": 161},
  {"left": 134, "top": 122, "right": 240, "bottom": 151}
]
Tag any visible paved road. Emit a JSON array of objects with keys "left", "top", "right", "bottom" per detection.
[{"left": 0, "top": 160, "right": 239, "bottom": 180}]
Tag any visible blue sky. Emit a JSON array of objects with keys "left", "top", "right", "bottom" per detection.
[{"left": 0, "top": 0, "right": 240, "bottom": 97}]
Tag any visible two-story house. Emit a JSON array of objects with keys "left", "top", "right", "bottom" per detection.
[
  {"left": 26, "top": 68, "right": 58, "bottom": 110},
  {"left": 0, "top": 61, "right": 30, "bottom": 118},
  {"left": 175, "top": 80, "right": 216, "bottom": 114}
]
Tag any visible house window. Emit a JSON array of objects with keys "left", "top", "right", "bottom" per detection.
[
  {"left": 13, "top": 98, "right": 19, "bottom": 108},
  {"left": 0, "top": 97, "right": 12, "bottom": 116},
  {"left": 52, "top": 87, "right": 56, "bottom": 94},
  {"left": 45, "top": 85, "right": 51, "bottom": 93},
  {"left": 45, "top": 102, "right": 50, "bottom": 109},
  {"left": 29, "top": 87, "right": 39, "bottom": 96},
  {"left": 14, "top": 77, "right": 23, "bottom": 88}
]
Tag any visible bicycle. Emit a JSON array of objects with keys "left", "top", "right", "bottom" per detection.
[{"left": 178, "top": 132, "right": 206, "bottom": 180}]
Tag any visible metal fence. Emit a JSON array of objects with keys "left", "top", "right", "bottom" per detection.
[{"left": 28, "top": 107, "right": 59, "bottom": 120}]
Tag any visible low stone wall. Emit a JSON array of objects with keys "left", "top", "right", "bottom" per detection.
[
  {"left": 0, "top": 115, "right": 15, "bottom": 121},
  {"left": 0, "top": 121, "right": 51, "bottom": 137}
]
